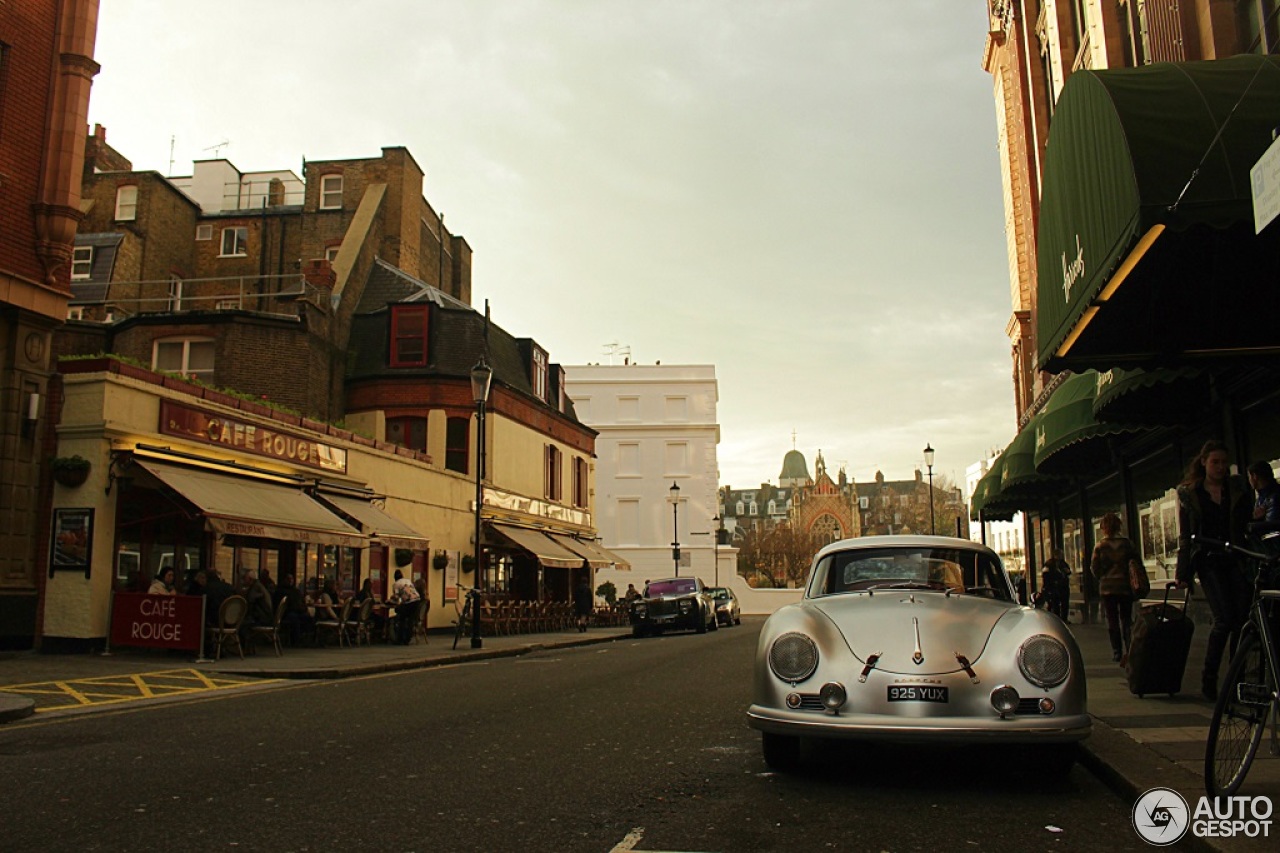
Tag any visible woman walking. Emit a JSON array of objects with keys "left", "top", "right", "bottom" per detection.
[
  {"left": 1175, "top": 440, "right": 1253, "bottom": 700},
  {"left": 1089, "top": 512, "right": 1141, "bottom": 663}
]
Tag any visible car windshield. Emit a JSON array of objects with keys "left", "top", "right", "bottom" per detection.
[
  {"left": 706, "top": 588, "right": 729, "bottom": 600},
  {"left": 811, "top": 546, "right": 1012, "bottom": 600},
  {"left": 647, "top": 579, "right": 697, "bottom": 597}
]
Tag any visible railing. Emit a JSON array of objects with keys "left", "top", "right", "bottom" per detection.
[{"left": 71, "top": 274, "right": 323, "bottom": 317}]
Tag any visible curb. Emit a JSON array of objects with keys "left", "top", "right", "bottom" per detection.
[
  {"left": 0, "top": 695, "right": 35, "bottom": 724},
  {"left": 1078, "top": 716, "right": 1218, "bottom": 853},
  {"left": 205, "top": 632, "right": 625, "bottom": 680}
]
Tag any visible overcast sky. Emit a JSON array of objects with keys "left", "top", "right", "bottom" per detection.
[{"left": 87, "top": 0, "right": 1014, "bottom": 493}]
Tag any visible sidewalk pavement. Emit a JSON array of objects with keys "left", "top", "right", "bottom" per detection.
[{"left": 1, "top": 612, "right": 1277, "bottom": 850}]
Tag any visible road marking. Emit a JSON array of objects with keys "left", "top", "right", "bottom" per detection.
[
  {"left": 611, "top": 828, "right": 645, "bottom": 851},
  {"left": 610, "top": 826, "right": 713, "bottom": 853},
  {"left": 0, "top": 669, "right": 276, "bottom": 712}
]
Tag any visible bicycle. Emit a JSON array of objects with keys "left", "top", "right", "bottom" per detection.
[
  {"left": 451, "top": 585, "right": 479, "bottom": 650},
  {"left": 1196, "top": 534, "right": 1280, "bottom": 797}
]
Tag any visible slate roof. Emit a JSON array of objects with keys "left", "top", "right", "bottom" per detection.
[
  {"left": 347, "top": 258, "right": 580, "bottom": 422},
  {"left": 69, "top": 232, "right": 124, "bottom": 304}
]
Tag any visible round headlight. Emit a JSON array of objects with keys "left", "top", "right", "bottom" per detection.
[
  {"left": 819, "top": 682, "right": 847, "bottom": 711},
  {"left": 1018, "top": 634, "right": 1070, "bottom": 687},
  {"left": 769, "top": 632, "right": 819, "bottom": 683},
  {"left": 990, "top": 684, "right": 1019, "bottom": 714}
]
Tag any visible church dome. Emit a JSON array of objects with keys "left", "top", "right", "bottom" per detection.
[{"left": 779, "top": 449, "right": 811, "bottom": 484}]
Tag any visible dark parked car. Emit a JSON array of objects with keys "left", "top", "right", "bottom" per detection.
[
  {"left": 631, "top": 577, "right": 717, "bottom": 637},
  {"left": 706, "top": 586, "right": 741, "bottom": 627}
]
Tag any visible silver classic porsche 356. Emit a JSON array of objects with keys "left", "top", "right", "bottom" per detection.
[{"left": 748, "top": 535, "right": 1090, "bottom": 772}]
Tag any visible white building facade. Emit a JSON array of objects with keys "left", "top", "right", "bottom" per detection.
[
  {"left": 563, "top": 364, "right": 727, "bottom": 586},
  {"left": 966, "top": 456, "right": 1025, "bottom": 577}
]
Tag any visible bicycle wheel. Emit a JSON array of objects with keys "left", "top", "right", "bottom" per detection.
[
  {"left": 452, "top": 597, "right": 470, "bottom": 650},
  {"left": 1205, "top": 631, "right": 1274, "bottom": 797}
]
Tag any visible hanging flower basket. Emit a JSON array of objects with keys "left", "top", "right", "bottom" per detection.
[
  {"left": 51, "top": 455, "right": 91, "bottom": 487},
  {"left": 432, "top": 552, "right": 450, "bottom": 571},
  {"left": 460, "top": 554, "right": 477, "bottom": 574}
]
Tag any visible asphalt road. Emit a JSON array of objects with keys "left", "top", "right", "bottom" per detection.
[{"left": 0, "top": 622, "right": 1149, "bottom": 852}]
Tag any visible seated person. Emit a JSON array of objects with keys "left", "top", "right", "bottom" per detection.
[
  {"left": 203, "top": 568, "right": 235, "bottom": 625},
  {"left": 148, "top": 567, "right": 177, "bottom": 595},
  {"left": 274, "top": 572, "right": 313, "bottom": 646},
  {"left": 313, "top": 579, "right": 342, "bottom": 622}
]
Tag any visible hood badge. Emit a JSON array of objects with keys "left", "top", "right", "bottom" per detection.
[
  {"left": 859, "top": 651, "right": 883, "bottom": 683},
  {"left": 912, "top": 617, "right": 924, "bottom": 666}
]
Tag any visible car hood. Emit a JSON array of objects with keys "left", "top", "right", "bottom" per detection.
[{"left": 810, "top": 592, "right": 1016, "bottom": 676}]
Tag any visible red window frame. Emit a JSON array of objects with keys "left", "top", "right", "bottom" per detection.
[
  {"left": 385, "top": 416, "right": 427, "bottom": 452},
  {"left": 390, "top": 305, "right": 429, "bottom": 367},
  {"left": 446, "top": 416, "right": 470, "bottom": 474}
]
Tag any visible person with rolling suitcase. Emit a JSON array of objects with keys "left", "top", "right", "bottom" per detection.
[{"left": 1125, "top": 582, "right": 1195, "bottom": 697}]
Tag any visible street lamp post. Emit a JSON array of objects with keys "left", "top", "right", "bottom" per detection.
[
  {"left": 470, "top": 357, "right": 493, "bottom": 649},
  {"left": 923, "top": 443, "right": 936, "bottom": 536},
  {"left": 668, "top": 482, "right": 681, "bottom": 576},
  {"left": 712, "top": 514, "right": 723, "bottom": 586}
]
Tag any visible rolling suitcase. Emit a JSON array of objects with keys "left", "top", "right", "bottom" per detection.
[{"left": 1125, "top": 583, "right": 1194, "bottom": 697}]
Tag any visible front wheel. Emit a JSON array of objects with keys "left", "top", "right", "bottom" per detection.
[{"left": 1205, "top": 631, "right": 1272, "bottom": 797}]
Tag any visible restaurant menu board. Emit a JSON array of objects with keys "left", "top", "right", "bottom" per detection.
[{"left": 50, "top": 507, "right": 94, "bottom": 578}]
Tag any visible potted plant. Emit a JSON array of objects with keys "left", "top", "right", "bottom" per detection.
[
  {"left": 51, "top": 455, "right": 91, "bottom": 487},
  {"left": 432, "top": 552, "right": 450, "bottom": 571},
  {"left": 394, "top": 548, "right": 414, "bottom": 568},
  {"left": 460, "top": 554, "right": 477, "bottom": 574}
]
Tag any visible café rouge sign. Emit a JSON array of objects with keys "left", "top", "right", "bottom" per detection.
[{"left": 160, "top": 401, "right": 347, "bottom": 473}]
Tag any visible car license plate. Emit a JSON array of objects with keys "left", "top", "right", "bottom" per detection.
[{"left": 887, "top": 685, "right": 948, "bottom": 703}]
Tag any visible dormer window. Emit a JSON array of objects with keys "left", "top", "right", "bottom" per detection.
[
  {"left": 72, "top": 246, "right": 93, "bottom": 280},
  {"left": 531, "top": 346, "right": 548, "bottom": 401},
  {"left": 390, "top": 305, "right": 428, "bottom": 367}
]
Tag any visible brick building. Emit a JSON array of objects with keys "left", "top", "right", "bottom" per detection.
[
  {"left": 35, "top": 135, "right": 611, "bottom": 649},
  {"left": 976, "top": 2, "right": 1280, "bottom": 584},
  {"left": 0, "top": 0, "right": 100, "bottom": 646}
]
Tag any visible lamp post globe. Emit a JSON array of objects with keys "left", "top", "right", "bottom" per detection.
[{"left": 470, "top": 357, "right": 493, "bottom": 649}]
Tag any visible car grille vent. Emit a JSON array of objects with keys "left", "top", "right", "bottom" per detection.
[
  {"left": 1016, "top": 698, "right": 1046, "bottom": 715},
  {"left": 793, "top": 694, "right": 826, "bottom": 711}
]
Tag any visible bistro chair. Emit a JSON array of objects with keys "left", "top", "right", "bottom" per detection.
[
  {"left": 412, "top": 598, "right": 431, "bottom": 644},
  {"left": 316, "top": 597, "right": 353, "bottom": 648},
  {"left": 208, "top": 594, "right": 248, "bottom": 661},
  {"left": 249, "top": 597, "right": 287, "bottom": 657},
  {"left": 347, "top": 598, "right": 374, "bottom": 646}
]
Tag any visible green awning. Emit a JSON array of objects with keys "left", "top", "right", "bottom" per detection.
[
  {"left": 1092, "top": 366, "right": 1212, "bottom": 425},
  {"left": 970, "top": 454, "right": 1013, "bottom": 521},
  {"left": 1032, "top": 371, "right": 1148, "bottom": 476},
  {"left": 1037, "top": 55, "right": 1280, "bottom": 372}
]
